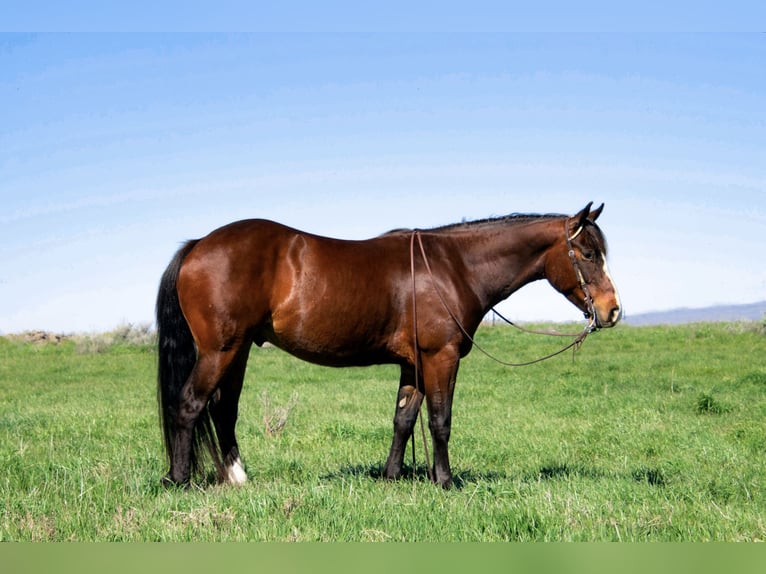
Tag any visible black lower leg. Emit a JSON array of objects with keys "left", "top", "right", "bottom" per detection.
[{"left": 383, "top": 383, "right": 423, "bottom": 479}]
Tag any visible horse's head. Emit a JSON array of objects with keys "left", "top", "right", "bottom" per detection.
[{"left": 545, "top": 202, "right": 622, "bottom": 329}]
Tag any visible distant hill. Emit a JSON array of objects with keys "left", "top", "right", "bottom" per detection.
[{"left": 624, "top": 301, "right": 766, "bottom": 326}]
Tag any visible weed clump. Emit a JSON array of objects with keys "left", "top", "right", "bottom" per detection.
[
  {"left": 696, "top": 392, "right": 728, "bottom": 415},
  {"left": 261, "top": 391, "right": 299, "bottom": 438},
  {"left": 632, "top": 466, "right": 667, "bottom": 487}
]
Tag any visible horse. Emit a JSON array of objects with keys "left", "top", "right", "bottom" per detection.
[{"left": 156, "top": 202, "right": 622, "bottom": 489}]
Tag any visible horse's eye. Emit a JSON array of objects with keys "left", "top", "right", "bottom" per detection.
[{"left": 582, "top": 250, "right": 595, "bottom": 261}]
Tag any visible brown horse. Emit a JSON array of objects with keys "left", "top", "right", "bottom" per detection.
[{"left": 157, "top": 202, "right": 622, "bottom": 488}]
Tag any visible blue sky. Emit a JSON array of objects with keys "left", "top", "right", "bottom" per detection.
[{"left": 1, "top": 33, "right": 764, "bottom": 333}]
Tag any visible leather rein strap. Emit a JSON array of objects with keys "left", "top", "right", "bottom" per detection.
[
  {"left": 410, "top": 220, "right": 596, "bottom": 370},
  {"left": 409, "top": 230, "right": 435, "bottom": 483},
  {"left": 407, "top": 220, "right": 597, "bottom": 481}
]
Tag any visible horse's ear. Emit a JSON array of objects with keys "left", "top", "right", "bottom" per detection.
[
  {"left": 589, "top": 203, "right": 604, "bottom": 222},
  {"left": 569, "top": 202, "right": 593, "bottom": 239}
]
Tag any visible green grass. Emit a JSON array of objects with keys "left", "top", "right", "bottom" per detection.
[{"left": 1, "top": 322, "right": 765, "bottom": 541}]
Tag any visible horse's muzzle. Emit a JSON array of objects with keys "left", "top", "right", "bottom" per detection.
[{"left": 595, "top": 305, "right": 622, "bottom": 329}]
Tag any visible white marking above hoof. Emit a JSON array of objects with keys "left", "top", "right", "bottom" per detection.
[{"left": 224, "top": 457, "right": 247, "bottom": 485}]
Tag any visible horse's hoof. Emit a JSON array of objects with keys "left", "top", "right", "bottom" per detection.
[
  {"left": 381, "top": 464, "right": 402, "bottom": 481},
  {"left": 160, "top": 474, "right": 189, "bottom": 490},
  {"left": 435, "top": 473, "right": 453, "bottom": 490}
]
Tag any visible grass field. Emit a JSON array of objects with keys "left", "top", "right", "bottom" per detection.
[{"left": 1, "top": 322, "right": 765, "bottom": 541}]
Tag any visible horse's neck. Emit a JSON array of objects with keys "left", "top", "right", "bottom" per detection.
[{"left": 457, "top": 218, "right": 563, "bottom": 308}]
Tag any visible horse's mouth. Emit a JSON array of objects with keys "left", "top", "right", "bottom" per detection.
[{"left": 594, "top": 306, "right": 623, "bottom": 329}]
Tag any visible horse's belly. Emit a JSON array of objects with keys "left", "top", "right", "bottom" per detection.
[{"left": 265, "top": 311, "right": 401, "bottom": 368}]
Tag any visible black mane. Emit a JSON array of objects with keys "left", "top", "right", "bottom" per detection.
[
  {"left": 384, "top": 213, "right": 566, "bottom": 235},
  {"left": 382, "top": 212, "right": 607, "bottom": 254},
  {"left": 430, "top": 212, "right": 566, "bottom": 231}
]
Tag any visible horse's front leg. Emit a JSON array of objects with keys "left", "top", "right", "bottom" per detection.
[
  {"left": 422, "top": 349, "right": 460, "bottom": 488},
  {"left": 383, "top": 364, "right": 423, "bottom": 480}
]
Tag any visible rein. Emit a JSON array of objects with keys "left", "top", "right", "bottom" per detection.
[
  {"left": 409, "top": 231, "right": 435, "bottom": 483},
  {"left": 410, "top": 222, "right": 597, "bottom": 369},
  {"left": 407, "top": 220, "right": 597, "bottom": 480}
]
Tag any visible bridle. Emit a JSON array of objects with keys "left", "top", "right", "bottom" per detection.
[
  {"left": 565, "top": 219, "right": 598, "bottom": 330},
  {"left": 407, "top": 219, "right": 599, "bottom": 481}
]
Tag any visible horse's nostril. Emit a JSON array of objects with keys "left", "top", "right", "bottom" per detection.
[{"left": 609, "top": 307, "right": 622, "bottom": 324}]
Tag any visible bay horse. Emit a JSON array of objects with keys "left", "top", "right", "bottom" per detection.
[{"left": 156, "top": 202, "right": 622, "bottom": 488}]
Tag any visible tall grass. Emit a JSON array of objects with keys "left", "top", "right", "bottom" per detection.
[
  {"left": 70, "top": 322, "right": 155, "bottom": 354},
  {"left": 1, "top": 322, "right": 765, "bottom": 541}
]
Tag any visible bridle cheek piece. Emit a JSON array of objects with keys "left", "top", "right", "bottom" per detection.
[{"left": 565, "top": 220, "right": 598, "bottom": 332}]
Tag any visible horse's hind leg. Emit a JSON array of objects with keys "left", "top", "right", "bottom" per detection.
[
  {"left": 383, "top": 364, "right": 424, "bottom": 480},
  {"left": 167, "top": 348, "right": 241, "bottom": 486},
  {"left": 209, "top": 346, "right": 250, "bottom": 485}
]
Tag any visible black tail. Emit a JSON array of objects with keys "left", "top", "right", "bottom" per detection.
[{"left": 156, "top": 239, "right": 220, "bottom": 478}]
